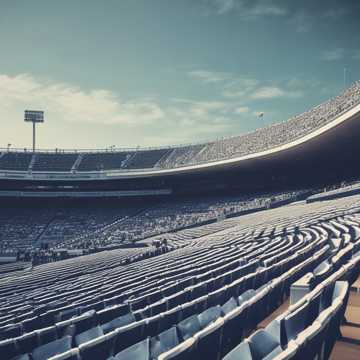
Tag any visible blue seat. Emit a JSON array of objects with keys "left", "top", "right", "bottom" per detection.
[
  {"left": 177, "top": 314, "right": 202, "bottom": 341},
  {"left": 15, "top": 331, "right": 39, "bottom": 354},
  {"left": 238, "top": 289, "right": 256, "bottom": 305},
  {"left": 79, "top": 331, "right": 117, "bottom": 360},
  {"left": 198, "top": 305, "right": 222, "bottom": 329},
  {"left": 101, "top": 313, "right": 136, "bottom": 334},
  {"left": 306, "top": 290, "right": 322, "bottom": 327},
  {"left": 97, "top": 304, "right": 130, "bottom": 325},
  {"left": 194, "top": 318, "right": 224, "bottom": 360},
  {"left": 36, "top": 326, "right": 58, "bottom": 345},
  {"left": 113, "top": 320, "right": 146, "bottom": 354},
  {"left": 114, "top": 337, "right": 150, "bottom": 360},
  {"left": 144, "top": 314, "right": 161, "bottom": 338},
  {"left": 221, "top": 297, "right": 238, "bottom": 315},
  {"left": 32, "top": 335, "right": 72, "bottom": 360},
  {"left": 72, "top": 310, "right": 96, "bottom": 335},
  {"left": 22, "top": 316, "right": 41, "bottom": 332},
  {"left": 223, "top": 340, "right": 252, "bottom": 360},
  {"left": 180, "top": 302, "right": 198, "bottom": 321},
  {"left": 159, "top": 306, "right": 182, "bottom": 332},
  {"left": 150, "top": 300, "right": 168, "bottom": 316},
  {"left": 57, "top": 307, "right": 82, "bottom": 322},
  {"left": 75, "top": 325, "right": 104, "bottom": 346},
  {"left": 12, "top": 354, "right": 31, "bottom": 360},
  {"left": 48, "top": 349, "right": 80, "bottom": 360},
  {"left": 248, "top": 329, "right": 282, "bottom": 360},
  {"left": 0, "top": 323, "right": 22, "bottom": 340},
  {"left": 157, "top": 337, "right": 197, "bottom": 360},
  {"left": 0, "top": 338, "right": 19, "bottom": 360},
  {"left": 283, "top": 301, "right": 309, "bottom": 347},
  {"left": 150, "top": 326, "right": 179, "bottom": 359},
  {"left": 222, "top": 303, "right": 248, "bottom": 356}
]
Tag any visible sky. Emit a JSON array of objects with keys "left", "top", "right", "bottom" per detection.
[{"left": 0, "top": 0, "right": 360, "bottom": 150}]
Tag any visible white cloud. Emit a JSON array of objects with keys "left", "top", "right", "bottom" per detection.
[
  {"left": 172, "top": 99, "right": 231, "bottom": 118},
  {"left": 250, "top": 86, "right": 285, "bottom": 99},
  {"left": 204, "top": 0, "right": 287, "bottom": 18},
  {"left": 250, "top": 86, "right": 303, "bottom": 99},
  {"left": 247, "top": 2, "right": 287, "bottom": 17},
  {"left": 234, "top": 106, "right": 250, "bottom": 114},
  {"left": 0, "top": 74, "right": 165, "bottom": 126},
  {"left": 320, "top": 48, "right": 345, "bottom": 61},
  {"left": 214, "top": 0, "right": 236, "bottom": 14},
  {"left": 188, "top": 70, "right": 229, "bottom": 83}
]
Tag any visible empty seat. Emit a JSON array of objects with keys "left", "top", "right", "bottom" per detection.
[
  {"left": 194, "top": 317, "right": 224, "bottom": 360},
  {"left": 223, "top": 340, "right": 252, "bottom": 360},
  {"left": 221, "top": 297, "right": 238, "bottom": 315},
  {"left": 16, "top": 331, "right": 39, "bottom": 354},
  {"left": 238, "top": 289, "right": 256, "bottom": 305},
  {"left": 177, "top": 315, "right": 202, "bottom": 341},
  {"left": 48, "top": 349, "right": 80, "bottom": 360},
  {"left": 114, "top": 337, "right": 150, "bottom": 360},
  {"left": 282, "top": 301, "right": 309, "bottom": 346},
  {"left": 157, "top": 337, "right": 197, "bottom": 360},
  {"left": 36, "top": 326, "right": 58, "bottom": 345},
  {"left": 248, "top": 329, "right": 282, "bottom": 360},
  {"left": 22, "top": 316, "right": 41, "bottom": 333},
  {"left": 0, "top": 338, "right": 19, "bottom": 360},
  {"left": 72, "top": 310, "right": 96, "bottom": 334},
  {"left": 101, "top": 313, "right": 136, "bottom": 334},
  {"left": 32, "top": 336, "right": 72, "bottom": 360},
  {"left": 0, "top": 323, "right": 22, "bottom": 340},
  {"left": 97, "top": 304, "right": 130, "bottom": 325},
  {"left": 198, "top": 305, "right": 222, "bottom": 329},
  {"left": 144, "top": 314, "right": 162, "bottom": 338},
  {"left": 150, "top": 326, "right": 179, "bottom": 359},
  {"left": 79, "top": 331, "right": 117, "bottom": 360},
  {"left": 222, "top": 304, "right": 248, "bottom": 355},
  {"left": 75, "top": 325, "right": 104, "bottom": 346},
  {"left": 113, "top": 320, "right": 146, "bottom": 354}
]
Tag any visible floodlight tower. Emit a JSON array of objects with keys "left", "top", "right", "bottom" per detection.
[{"left": 24, "top": 110, "right": 44, "bottom": 152}]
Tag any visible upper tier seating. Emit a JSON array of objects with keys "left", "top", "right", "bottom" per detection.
[
  {"left": 77, "top": 152, "right": 131, "bottom": 171},
  {"left": 32, "top": 153, "right": 78, "bottom": 172},
  {"left": 124, "top": 149, "right": 169, "bottom": 169},
  {"left": 0, "top": 152, "right": 32, "bottom": 171}
]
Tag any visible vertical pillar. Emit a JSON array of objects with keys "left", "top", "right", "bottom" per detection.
[{"left": 33, "top": 121, "right": 36, "bottom": 152}]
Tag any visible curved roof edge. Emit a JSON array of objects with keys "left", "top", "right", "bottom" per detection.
[{"left": 1, "top": 102, "right": 360, "bottom": 181}]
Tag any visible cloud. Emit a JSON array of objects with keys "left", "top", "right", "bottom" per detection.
[
  {"left": 188, "top": 70, "right": 229, "bottom": 83},
  {"left": 172, "top": 99, "right": 230, "bottom": 118},
  {"left": 250, "top": 86, "right": 303, "bottom": 100},
  {"left": 234, "top": 106, "right": 250, "bottom": 114},
  {"left": 250, "top": 86, "right": 285, "bottom": 99},
  {"left": 320, "top": 48, "right": 345, "bottom": 61},
  {"left": 220, "top": 76, "right": 304, "bottom": 101},
  {"left": 213, "top": 0, "right": 236, "bottom": 14},
  {"left": 0, "top": 74, "right": 165, "bottom": 126},
  {"left": 322, "top": 8, "right": 349, "bottom": 19},
  {"left": 203, "top": 0, "right": 287, "bottom": 18}
]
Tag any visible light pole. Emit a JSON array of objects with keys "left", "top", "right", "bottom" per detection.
[{"left": 24, "top": 110, "right": 44, "bottom": 152}]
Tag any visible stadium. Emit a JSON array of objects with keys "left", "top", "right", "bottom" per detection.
[{"left": 1, "top": 1, "right": 360, "bottom": 360}]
